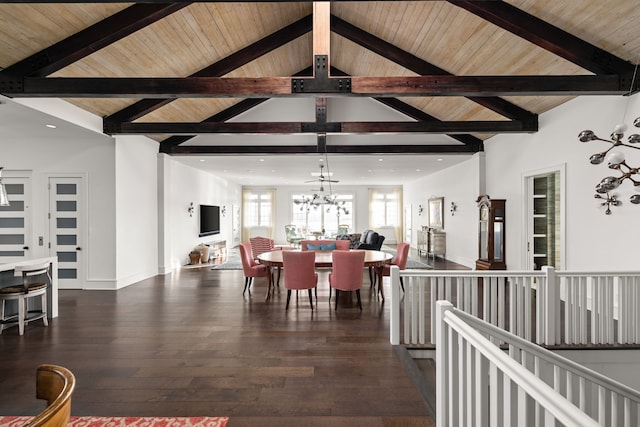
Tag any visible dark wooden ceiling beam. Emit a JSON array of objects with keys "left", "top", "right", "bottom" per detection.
[
  {"left": 351, "top": 75, "right": 624, "bottom": 96},
  {"left": 3, "top": 3, "right": 189, "bottom": 78},
  {"left": 158, "top": 68, "right": 316, "bottom": 151},
  {"left": 107, "top": 15, "right": 312, "bottom": 122},
  {"left": 374, "top": 97, "right": 483, "bottom": 147},
  {"left": 107, "top": 120, "right": 534, "bottom": 135},
  {"left": 159, "top": 98, "right": 269, "bottom": 150},
  {"left": 163, "top": 144, "right": 481, "bottom": 155},
  {"left": 2, "top": 74, "right": 625, "bottom": 98},
  {"left": 447, "top": 0, "right": 634, "bottom": 75},
  {"left": 330, "top": 14, "right": 536, "bottom": 121}
]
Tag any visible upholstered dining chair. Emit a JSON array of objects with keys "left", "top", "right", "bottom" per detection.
[
  {"left": 380, "top": 242, "right": 411, "bottom": 292},
  {"left": 249, "top": 236, "right": 279, "bottom": 260},
  {"left": 329, "top": 250, "right": 366, "bottom": 311},
  {"left": 239, "top": 242, "right": 269, "bottom": 296},
  {"left": 250, "top": 236, "right": 283, "bottom": 285},
  {"left": 282, "top": 251, "right": 318, "bottom": 310},
  {"left": 0, "top": 260, "right": 51, "bottom": 335}
]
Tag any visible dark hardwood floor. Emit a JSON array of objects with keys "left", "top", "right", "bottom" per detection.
[{"left": 0, "top": 249, "right": 465, "bottom": 426}]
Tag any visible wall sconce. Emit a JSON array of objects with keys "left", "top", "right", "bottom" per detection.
[
  {"left": 188, "top": 202, "right": 194, "bottom": 217},
  {"left": 221, "top": 205, "right": 227, "bottom": 217},
  {"left": 417, "top": 204, "right": 424, "bottom": 216},
  {"left": 0, "top": 167, "right": 9, "bottom": 207},
  {"left": 450, "top": 201, "right": 457, "bottom": 216}
]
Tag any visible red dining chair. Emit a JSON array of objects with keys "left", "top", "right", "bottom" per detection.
[
  {"left": 380, "top": 242, "right": 410, "bottom": 292},
  {"left": 282, "top": 251, "right": 318, "bottom": 310},
  {"left": 239, "top": 242, "right": 269, "bottom": 296},
  {"left": 329, "top": 250, "right": 366, "bottom": 311},
  {"left": 250, "top": 236, "right": 282, "bottom": 285}
]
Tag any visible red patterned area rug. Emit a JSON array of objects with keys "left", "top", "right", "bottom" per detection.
[{"left": 0, "top": 416, "right": 228, "bottom": 427}]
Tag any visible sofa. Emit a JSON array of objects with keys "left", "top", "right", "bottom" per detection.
[
  {"left": 354, "top": 229, "right": 385, "bottom": 250},
  {"left": 336, "top": 233, "right": 361, "bottom": 249}
]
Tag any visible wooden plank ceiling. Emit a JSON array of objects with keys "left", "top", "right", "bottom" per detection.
[{"left": 0, "top": 0, "right": 639, "bottom": 156}]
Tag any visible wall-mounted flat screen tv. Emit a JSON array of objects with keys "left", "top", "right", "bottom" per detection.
[{"left": 199, "top": 204, "right": 220, "bottom": 237}]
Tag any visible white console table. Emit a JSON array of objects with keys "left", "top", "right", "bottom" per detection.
[{"left": 0, "top": 257, "right": 59, "bottom": 318}]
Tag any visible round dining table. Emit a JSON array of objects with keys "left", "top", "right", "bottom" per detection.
[{"left": 257, "top": 249, "right": 393, "bottom": 301}]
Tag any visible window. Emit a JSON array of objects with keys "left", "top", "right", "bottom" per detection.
[
  {"left": 369, "top": 188, "right": 402, "bottom": 243},
  {"left": 291, "top": 193, "right": 353, "bottom": 235},
  {"left": 370, "top": 189, "right": 400, "bottom": 227},
  {"left": 243, "top": 189, "right": 275, "bottom": 240}
]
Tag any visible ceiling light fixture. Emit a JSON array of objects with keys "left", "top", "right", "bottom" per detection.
[
  {"left": 293, "top": 153, "right": 349, "bottom": 218},
  {"left": 0, "top": 168, "right": 9, "bottom": 206},
  {"left": 578, "top": 57, "right": 640, "bottom": 213}
]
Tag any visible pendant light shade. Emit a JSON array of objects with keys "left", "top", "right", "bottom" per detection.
[{"left": 0, "top": 168, "right": 9, "bottom": 207}]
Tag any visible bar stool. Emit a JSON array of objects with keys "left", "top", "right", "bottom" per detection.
[{"left": 0, "top": 261, "right": 50, "bottom": 335}]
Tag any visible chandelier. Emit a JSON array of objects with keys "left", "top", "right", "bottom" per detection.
[
  {"left": 293, "top": 163, "right": 349, "bottom": 216},
  {"left": 578, "top": 59, "right": 640, "bottom": 214},
  {"left": 578, "top": 115, "right": 640, "bottom": 213}
]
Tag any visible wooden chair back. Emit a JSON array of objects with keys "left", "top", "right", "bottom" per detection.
[{"left": 25, "top": 364, "right": 75, "bottom": 427}]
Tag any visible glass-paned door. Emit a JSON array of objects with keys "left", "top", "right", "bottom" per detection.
[
  {"left": 49, "top": 177, "right": 83, "bottom": 288},
  {"left": 0, "top": 176, "right": 31, "bottom": 263}
]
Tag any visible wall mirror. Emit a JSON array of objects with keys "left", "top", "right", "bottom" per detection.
[{"left": 428, "top": 197, "right": 444, "bottom": 229}]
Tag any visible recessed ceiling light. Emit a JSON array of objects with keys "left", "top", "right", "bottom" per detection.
[
  {"left": 319, "top": 158, "right": 324, "bottom": 162},
  {"left": 378, "top": 158, "right": 383, "bottom": 162},
  {"left": 199, "top": 159, "right": 205, "bottom": 162},
  {"left": 416, "top": 169, "right": 421, "bottom": 172},
  {"left": 437, "top": 158, "right": 443, "bottom": 162},
  {"left": 46, "top": 124, "right": 57, "bottom": 129},
  {"left": 259, "top": 158, "right": 265, "bottom": 162}
]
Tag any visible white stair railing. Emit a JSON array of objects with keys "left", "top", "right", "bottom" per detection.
[
  {"left": 436, "top": 300, "right": 640, "bottom": 427},
  {"left": 389, "top": 267, "right": 640, "bottom": 347}
]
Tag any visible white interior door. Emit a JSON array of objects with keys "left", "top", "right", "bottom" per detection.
[
  {"left": 48, "top": 177, "right": 84, "bottom": 288},
  {"left": 232, "top": 204, "right": 240, "bottom": 246},
  {"left": 404, "top": 205, "right": 412, "bottom": 244},
  {"left": 0, "top": 175, "right": 32, "bottom": 263}
]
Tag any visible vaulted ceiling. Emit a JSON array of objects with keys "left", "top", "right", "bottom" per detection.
[{"left": 0, "top": 0, "right": 639, "bottom": 183}]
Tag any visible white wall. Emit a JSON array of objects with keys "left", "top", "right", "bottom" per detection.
[
  {"left": 158, "top": 155, "right": 242, "bottom": 272},
  {"left": 115, "top": 135, "right": 159, "bottom": 288},
  {"left": 1, "top": 100, "right": 117, "bottom": 288},
  {"left": 403, "top": 153, "right": 484, "bottom": 267},
  {"left": 485, "top": 94, "right": 640, "bottom": 270}
]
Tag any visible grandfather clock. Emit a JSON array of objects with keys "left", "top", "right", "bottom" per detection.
[{"left": 476, "top": 195, "right": 506, "bottom": 270}]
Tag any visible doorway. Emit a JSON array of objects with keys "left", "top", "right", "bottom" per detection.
[{"left": 523, "top": 166, "right": 565, "bottom": 270}]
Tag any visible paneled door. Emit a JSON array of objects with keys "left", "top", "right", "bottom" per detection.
[
  {"left": 0, "top": 175, "right": 32, "bottom": 263},
  {"left": 48, "top": 177, "right": 84, "bottom": 288}
]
